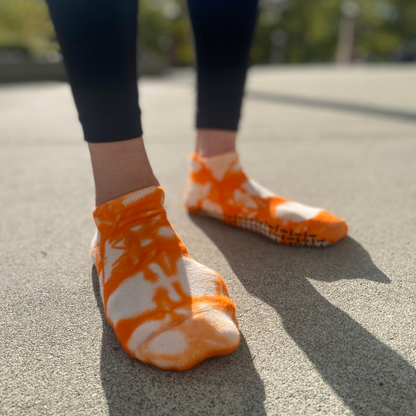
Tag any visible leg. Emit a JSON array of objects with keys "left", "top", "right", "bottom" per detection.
[
  {"left": 187, "top": 0, "right": 258, "bottom": 157},
  {"left": 46, "top": 0, "right": 157, "bottom": 205},
  {"left": 185, "top": 0, "right": 348, "bottom": 245},
  {"left": 46, "top": 0, "right": 240, "bottom": 370},
  {"left": 88, "top": 138, "right": 158, "bottom": 206}
]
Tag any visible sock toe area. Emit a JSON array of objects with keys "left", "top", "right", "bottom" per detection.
[
  {"left": 134, "top": 307, "right": 240, "bottom": 371},
  {"left": 312, "top": 211, "right": 348, "bottom": 243}
]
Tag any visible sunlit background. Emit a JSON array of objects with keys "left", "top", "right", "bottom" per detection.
[{"left": 0, "top": 0, "right": 415, "bottom": 81}]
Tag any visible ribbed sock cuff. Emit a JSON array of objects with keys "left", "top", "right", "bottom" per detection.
[
  {"left": 93, "top": 186, "right": 165, "bottom": 224},
  {"left": 191, "top": 151, "right": 240, "bottom": 170}
]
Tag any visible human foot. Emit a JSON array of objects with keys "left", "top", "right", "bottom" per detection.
[
  {"left": 184, "top": 152, "right": 348, "bottom": 247},
  {"left": 92, "top": 186, "right": 240, "bottom": 370}
]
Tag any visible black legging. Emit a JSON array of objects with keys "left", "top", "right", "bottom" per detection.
[{"left": 46, "top": 0, "right": 258, "bottom": 143}]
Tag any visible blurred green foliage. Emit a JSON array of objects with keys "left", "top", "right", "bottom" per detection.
[
  {"left": 0, "top": 0, "right": 415, "bottom": 65},
  {"left": 255, "top": 0, "right": 416, "bottom": 63},
  {"left": 138, "top": 0, "right": 194, "bottom": 71},
  {"left": 0, "top": 0, "right": 56, "bottom": 52}
]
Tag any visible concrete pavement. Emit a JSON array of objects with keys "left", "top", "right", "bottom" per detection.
[{"left": 1, "top": 64, "right": 416, "bottom": 415}]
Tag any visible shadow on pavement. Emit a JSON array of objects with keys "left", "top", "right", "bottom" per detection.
[
  {"left": 248, "top": 91, "right": 416, "bottom": 124},
  {"left": 91, "top": 265, "right": 266, "bottom": 416},
  {"left": 191, "top": 215, "right": 416, "bottom": 416}
]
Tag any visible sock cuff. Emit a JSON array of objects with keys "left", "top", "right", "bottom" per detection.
[
  {"left": 93, "top": 186, "right": 165, "bottom": 224},
  {"left": 190, "top": 151, "right": 240, "bottom": 174}
]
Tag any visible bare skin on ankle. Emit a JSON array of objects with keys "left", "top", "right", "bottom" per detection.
[
  {"left": 89, "top": 137, "right": 159, "bottom": 206},
  {"left": 196, "top": 129, "right": 237, "bottom": 157}
]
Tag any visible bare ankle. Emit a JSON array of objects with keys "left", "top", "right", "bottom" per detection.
[
  {"left": 195, "top": 129, "right": 237, "bottom": 157},
  {"left": 89, "top": 137, "right": 159, "bottom": 206}
]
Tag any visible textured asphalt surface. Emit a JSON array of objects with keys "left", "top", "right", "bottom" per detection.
[{"left": 1, "top": 65, "right": 416, "bottom": 415}]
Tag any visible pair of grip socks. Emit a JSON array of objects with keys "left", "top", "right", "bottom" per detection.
[{"left": 92, "top": 152, "right": 347, "bottom": 370}]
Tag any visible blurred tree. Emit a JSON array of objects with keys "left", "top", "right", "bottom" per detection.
[
  {"left": 138, "top": 0, "right": 194, "bottom": 73},
  {"left": 0, "top": 0, "right": 415, "bottom": 66},
  {"left": 253, "top": 0, "right": 416, "bottom": 63},
  {"left": 0, "top": 0, "right": 56, "bottom": 52}
]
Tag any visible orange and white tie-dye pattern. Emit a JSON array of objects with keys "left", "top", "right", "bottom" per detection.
[
  {"left": 185, "top": 152, "right": 348, "bottom": 247},
  {"left": 93, "top": 186, "right": 240, "bottom": 371}
]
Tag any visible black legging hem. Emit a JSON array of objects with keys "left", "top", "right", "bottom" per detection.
[
  {"left": 46, "top": 0, "right": 258, "bottom": 143},
  {"left": 81, "top": 109, "right": 143, "bottom": 143},
  {"left": 196, "top": 110, "right": 241, "bottom": 132}
]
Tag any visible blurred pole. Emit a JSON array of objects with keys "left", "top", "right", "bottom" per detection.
[
  {"left": 169, "top": 35, "right": 177, "bottom": 67},
  {"left": 269, "top": 29, "right": 287, "bottom": 64},
  {"left": 163, "top": 1, "right": 182, "bottom": 68},
  {"left": 336, "top": 1, "right": 359, "bottom": 64}
]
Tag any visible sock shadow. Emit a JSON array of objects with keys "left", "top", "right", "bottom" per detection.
[
  {"left": 190, "top": 215, "right": 416, "bottom": 415},
  {"left": 91, "top": 265, "right": 266, "bottom": 416}
]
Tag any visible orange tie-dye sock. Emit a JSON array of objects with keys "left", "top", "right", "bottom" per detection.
[
  {"left": 92, "top": 186, "right": 240, "bottom": 371},
  {"left": 185, "top": 151, "right": 348, "bottom": 247}
]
